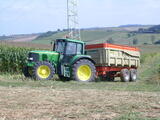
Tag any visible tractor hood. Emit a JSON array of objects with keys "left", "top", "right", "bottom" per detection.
[
  {"left": 30, "top": 50, "right": 59, "bottom": 55},
  {"left": 28, "top": 50, "right": 60, "bottom": 64}
]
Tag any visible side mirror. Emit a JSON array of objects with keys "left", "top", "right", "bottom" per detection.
[{"left": 50, "top": 41, "right": 53, "bottom": 45}]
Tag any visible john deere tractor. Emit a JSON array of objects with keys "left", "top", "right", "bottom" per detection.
[{"left": 23, "top": 39, "right": 96, "bottom": 82}]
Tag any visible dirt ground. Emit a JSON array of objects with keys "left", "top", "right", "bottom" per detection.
[
  {"left": 12, "top": 36, "right": 38, "bottom": 42},
  {"left": 0, "top": 87, "right": 159, "bottom": 120},
  {"left": 0, "top": 41, "right": 50, "bottom": 49}
]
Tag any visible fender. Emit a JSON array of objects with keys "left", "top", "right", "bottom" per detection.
[{"left": 70, "top": 55, "right": 96, "bottom": 65}]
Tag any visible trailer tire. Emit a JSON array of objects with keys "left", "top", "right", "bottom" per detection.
[
  {"left": 33, "top": 61, "right": 55, "bottom": 80},
  {"left": 130, "top": 69, "right": 137, "bottom": 82},
  {"left": 72, "top": 59, "right": 96, "bottom": 82},
  {"left": 120, "top": 69, "right": 130, "bottom": 82},
  {"left": 23, "top": 66, "right": 32, "bottom": 78}
]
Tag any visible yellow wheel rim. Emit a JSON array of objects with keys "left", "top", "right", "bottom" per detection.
[
  {"left": 37, "top": 65, "right": 51, "bottom": 79},
  {"left": 77, "top": 65, "right": 92, "bottom": 81}
]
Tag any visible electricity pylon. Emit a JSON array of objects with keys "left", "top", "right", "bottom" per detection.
[{"left": 67, "top": 0, "right": 81, "bottom": 40}]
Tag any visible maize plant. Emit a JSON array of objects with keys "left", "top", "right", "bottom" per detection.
[{"left": 0, "top": 45, "right": 34, "bottom": 73}]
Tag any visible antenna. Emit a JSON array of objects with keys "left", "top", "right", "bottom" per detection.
[{"left": 67, "top": 0, "right": 81, "bottom": 40}]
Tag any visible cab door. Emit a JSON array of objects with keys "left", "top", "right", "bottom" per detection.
[{"left": 60, "top": 42, "right": 83, "bottom": 77}]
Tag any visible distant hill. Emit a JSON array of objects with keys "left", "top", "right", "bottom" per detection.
[
  {"left": 119, "top": 24, "right": 150, "bottom": 27},
  {"left": 0, "top": 33, "right": 40, "bottom": 42},
  {"left": 148, "top": 25, "right": 160, "bottom": 33},
  {"left": 1, "top": 25, "right": 160, "bottom": 45},
  {"left": 135, "top": 25, "right": 160, "bottom": 33}
]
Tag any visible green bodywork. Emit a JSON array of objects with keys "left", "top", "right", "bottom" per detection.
[
  {"left": 26, "top": 39, "right": 92, "bottom": 78},
  {"left": 27, "top": 51, "right": 59, "bottom": 67}
]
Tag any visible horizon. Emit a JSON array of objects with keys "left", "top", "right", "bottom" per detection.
[
  {"left": 0, "top": 24, "right": 157, "bottom": 36},
  {"left": 1, "top": 0, "right": 160, "bottom": 35}
]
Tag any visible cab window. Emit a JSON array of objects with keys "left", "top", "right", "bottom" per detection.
[
  {"left": 77, "top": 43, "right": 83, "bottom": 54},
  {"left": 66, "top": 42, "right": 77, "bottom": 55},
  {"left": 55, "top": 41, "right": 65, "bottom": 53}
]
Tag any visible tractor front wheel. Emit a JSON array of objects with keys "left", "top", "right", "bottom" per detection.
[
  {"left": 72, "top": 59, "right": 96, "bottom": 82},
  {"left": 33, "top": 61, "right": 55, "bottom": 80}
]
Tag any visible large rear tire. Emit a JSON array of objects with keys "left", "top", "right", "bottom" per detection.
[
  {"left": 33, "top": 61, "right": 55, "bottom": 80},
  {"left": 120, "top": 69, "right": 130, "bottom": 82},
  {"left": 72, "top": 59, "right": 96, "bottom": 82},
  {"left": 130, "top": 69, "right": 137, "bottom": 82}
]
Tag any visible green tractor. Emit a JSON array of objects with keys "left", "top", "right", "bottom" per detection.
[{"left": 23, "top": 39, "right": 96, "bottom": 82}]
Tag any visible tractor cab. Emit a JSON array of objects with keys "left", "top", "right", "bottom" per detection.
[
  {"left": 53, "top": 39, "right": 86, "bottom": 77},
  {"left": 54, "top": 39, "right": 85, "bottom": 63},
  {"left": 54, "top": 39, "right": 85, "bottom": 55}
]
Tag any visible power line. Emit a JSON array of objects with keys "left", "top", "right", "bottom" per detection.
[{"left": 67, "top": 0, "right": 81, "bottom": 40}]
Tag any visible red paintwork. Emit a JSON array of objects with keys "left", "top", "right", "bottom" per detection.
[
  {"left": 96, "top": 66, "right": 137, "bottom": 76},
  {"left": 85, "top": 43, "right": 140, "bottom": 51}
]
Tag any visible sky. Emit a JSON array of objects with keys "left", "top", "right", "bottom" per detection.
[{"left": 0, "top": 0, "right": 160, "bottom": 35}]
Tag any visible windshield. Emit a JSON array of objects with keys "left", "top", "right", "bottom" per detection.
[{"left": 55, "top": 41, "right": 65, "bottom": 53}]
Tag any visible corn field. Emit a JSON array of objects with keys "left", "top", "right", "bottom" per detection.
[{"left": 0, "top": 45, "right": 33, "bottom": 73}]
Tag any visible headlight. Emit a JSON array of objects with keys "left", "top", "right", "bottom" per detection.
[{"left": 28, "top": 57, "right": 33, "bottom": 61}]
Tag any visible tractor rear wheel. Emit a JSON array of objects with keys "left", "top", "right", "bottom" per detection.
[
  {"left": 130, "top": 69, "right": 137, "bottom": 82},
  {"left": 33, "top": 61, "right": 55, "bottom": 80},
  {"left": 120, "top": 69, "right": 130, "bottom": 82},
  {"left": 23, "top": 66, "right": 32, "bottom": 78},
  {"left": 72, "top": 59, "right": 96, "bottom": 82}
]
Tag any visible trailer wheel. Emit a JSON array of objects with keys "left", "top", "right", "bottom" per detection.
[
  {"left": 23, "top": 66, "right": 32, "bottom": 78},
  {"left": 120, "top": 69, "right": 130, "bottom": 82},
  {"left": 33, "top": 61, "right": 55, "bottom": 80},
  {"left": 72, "top": 59, "right": 96, "bottom": 82},
  {"left": 130, "top": 69, "right": 137, "bottom": 82}
]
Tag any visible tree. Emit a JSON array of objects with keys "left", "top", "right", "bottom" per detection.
[
  {"left": 127, "top": 33, "right": 131, "bottom": 38},
  {"left": 154, "top": 40, "right": 160, "bottom": 44},
  {"left": 133, "top": 38, "right": 138, "bottom": 45},
  {"left": 151, "top": 35, "right": 156, "bottom": 44},
  {"left": 106, "top": 37, "right": 114, "bottom": 44}
]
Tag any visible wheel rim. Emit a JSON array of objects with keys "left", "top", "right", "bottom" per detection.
[
  {"left": 37, "top": 65, "right": 51, "bottom": 79},
  {"left": 77, "top": 65, "right": 92, "bottom": 81}
]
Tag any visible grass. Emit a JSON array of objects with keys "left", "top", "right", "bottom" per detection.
[
  {"left": 0, "top": 46, "right": 160, "bottom": 92},
  {"left": 1, "top": 37, "right": 160, "bottom": 119},
  {"left": 0, "top": 57, "right": 160, "bottom": 119},
  {"left": 0, "top": 45, "right": 160, "bottom": 91}
]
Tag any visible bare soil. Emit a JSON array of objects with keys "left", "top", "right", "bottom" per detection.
[
  {"left": 0, "top": 87, "right": 159, "bottom": 120},
  {"left": 12, "top": 35, "right": 38, "bottom": 42},
  {"left": 0, "top": 41, "right": 50, "bottom": 49}
]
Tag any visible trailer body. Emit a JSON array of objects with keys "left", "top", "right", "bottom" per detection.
[{"left": 85, "top": 43, "right": 140, "bottom": 78}]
